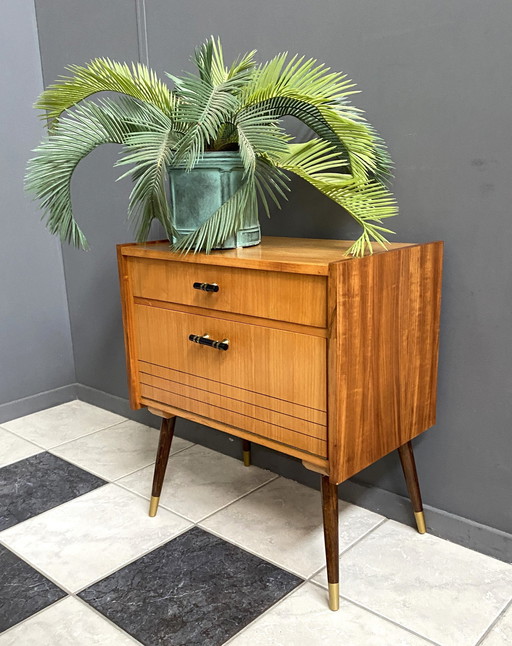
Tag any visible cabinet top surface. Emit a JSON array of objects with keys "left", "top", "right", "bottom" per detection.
[{"left": 118, "top": 237, "right": 419, "bottom": 275}]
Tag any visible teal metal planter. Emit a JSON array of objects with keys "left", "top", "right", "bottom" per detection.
[{"left": 169, "top": 152, "right": 261, "bottom": 250}]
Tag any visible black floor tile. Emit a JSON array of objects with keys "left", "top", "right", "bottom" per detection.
[
  {"left": 0, "top": 544, "right": 66, "bottom": 633},
  {"left": 0, "top": 452, "right": 106, "bottom": 531},
  {"left": 80, "top": 526, "right": 302, "bottom": 646}
]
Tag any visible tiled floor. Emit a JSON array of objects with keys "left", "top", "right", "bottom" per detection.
[{"left": 0, "top": 402, "right": 510, "bottom": 646}]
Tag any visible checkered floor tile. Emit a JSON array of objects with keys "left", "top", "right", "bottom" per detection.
[{"left": 0, "top": 402, "right": 511, "bottom": 646}]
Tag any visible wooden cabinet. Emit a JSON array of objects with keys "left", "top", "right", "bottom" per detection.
[{"left": 118, "top": 236, "right": 443, "bottom": 610}]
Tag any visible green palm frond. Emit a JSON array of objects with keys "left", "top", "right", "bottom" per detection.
[
  {"left": 253, "top": 157, "right": 291, "bottom": 218},
  {"left": 234, "top": 105, "right": 290, "bottom": 175},
  {"left": 115, "top": 122, "right": 179, "bottom": 242},
  {"left": 242, "top": 53, "right": 357, "bottom": 107},
  {"left": 274, "top": 140, "right": 397, "bottom": 256},
  {"left": 25, "top": 97, "right": 150, "bottom": 248},
  {"left": 27, "top": 36, "right": 398, "bottom": 255},
  {"left": 36, "top": 58, "right": 177, "bottom": 126},
  {"left": 238, "top": 55, "right": 380, "bottom": 181},
  {"left": 170, "top": 74, "right": 240, "bottom": 168}
]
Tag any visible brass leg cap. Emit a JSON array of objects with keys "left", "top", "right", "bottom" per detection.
[
  {"left": 243, "top": 450, "right": 251, "bottom": 467},
  {"left": 328, "top": 583, "right": 340, "bottom": 611},
  {"left": 149, "top": 496, "right": 160, "bottom": 517},
  {"left": 414, "top": 511, "right": 427, "bottom": 534}
]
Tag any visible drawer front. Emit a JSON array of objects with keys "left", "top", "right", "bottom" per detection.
[
  {"left": 129, "top": 257, "right": 327, "bottom": 328},
  {"left": 134, "top": 303, "right": 327, "bottom": 457}
]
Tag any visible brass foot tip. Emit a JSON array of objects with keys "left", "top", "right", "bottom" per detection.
[
  {"left": 149, "top": 496, "right": 160, "bottom": 517},
  {"left": 328, "top": 583, "right": 340, "bottom": 611},
  {"left": 414, "top": 511, "right": 427, "bottom": 534},
  {"left": 243, "top": 450, "right": 251, "bottom": 467}
]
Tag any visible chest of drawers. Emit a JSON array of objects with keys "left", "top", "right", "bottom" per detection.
[{"left": 117, "top": 236, "right": 443, "bottom": 610}]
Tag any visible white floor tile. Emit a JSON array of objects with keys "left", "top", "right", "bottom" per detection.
[
  {"left": 228, "top": 583, "right": 431, "bottom": 646},
  {"left": 0, "top": 484, "right": 191, "bottom": 592},
  {"left": 201, "top": 477, "right": 384, "bottom": 578},
  {"left": 0, "top": 597, "right": 139, "bottom": 645},
  {"left": 481, "top": 603, "right": 512, "bottom": 645},
  {"left": 51, "top": 420, "right": 192, "bottom": 481},
  {"left": 2, "top": 402, "right": 125, "bottom": 449},
  {"left": 313, "top": 520, "right": 512, "bottom": 646},
  {"left": 0, "top": 428, "right": 42, "bottom": 467},
  {"left": 118, "top": 444, "right": 278, "bottom": 522}
]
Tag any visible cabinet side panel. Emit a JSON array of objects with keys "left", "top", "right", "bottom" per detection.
[
  {"left": 328, "top": 242, "right": 443, "bottom": 483},
  {"left": 117, "top": 247, "right": 142, "bottom": 409}
]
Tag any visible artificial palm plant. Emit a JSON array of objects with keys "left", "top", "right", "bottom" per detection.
[{"left": 26, "top": 37, "right": 398, "bottom": 256}]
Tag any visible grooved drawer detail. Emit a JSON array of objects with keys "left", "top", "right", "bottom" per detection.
[{"left": 134, "top": 304, "right": 327, "bottom": 411}]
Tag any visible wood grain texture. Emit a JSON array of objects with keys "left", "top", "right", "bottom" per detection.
[
  {"left": 134, "top": 297, "right": 328, "bottom": 338},
  {"left": 116, "top": 246, "right": 142, "bottom": 409},
  {"left": 321, "top": 476, "right": 339, "bottom": 584},
  {"left": 327, "top": 242, "right": 443, "bottom": 484},
  {"left": 398, "top": 440, "right": 424, "bottom": 513},
  {"left": 130, "top": 257, "right": 327, "bottom": 327},
  {"left": 141, "top": 383, "right": 327, "bottom": 457},
  {"left": 134, "top": 303, "right": 327, "bottom": 411},
  {"left": 119, "top": 237, "right": 415, "bottom": 276},
  {"left": 138, "top": 361, "right": 327, "bottom": 425},
  {"left": 151, "top": 417, "right": 176, "bottom": 498},
  {"left": 140, "top": 395, "right": 329, "bottom": 465},
  {"left": 139, "top": 372, "right": 326, "bottom": 438}
]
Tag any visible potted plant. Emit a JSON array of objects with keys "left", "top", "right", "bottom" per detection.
[{"left": 26, "top": 37, "right": 397, "bottom": 256}]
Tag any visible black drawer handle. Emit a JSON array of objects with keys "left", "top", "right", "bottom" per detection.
[
  {"left": 189, "top": 334, "right": 229, "bottom": 351},
  {"left": 193, "top": 282, "right": 219, "bottom": 292}
]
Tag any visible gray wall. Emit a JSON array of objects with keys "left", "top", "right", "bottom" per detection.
[
  {"left": 0, "top": 0, "right": 75, "bottom": 421},
  {"left": 33, "top": 0, "right": 512, "bottom": 556}
]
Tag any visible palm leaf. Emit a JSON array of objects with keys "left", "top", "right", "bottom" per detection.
[
  {"left": 25, "top": 97, "right": 151, "bottom": 248},
  {"left": 274, "top": 140, "right": 398, "bottom": 256},
  {"left": 36, "top": 58, "right": 177, "bottom": 127},
  {"left": 234, "top": 104, "right": 290, "bottom": 175},
  {"left": 170, "top": 74, "right": 240, "bottom": 168},
  {"left": 238, "top": 55, "right": 380, "bottom": 181},
  {"left": 115, "top": 124, "right": 179, "bottom": 242}
]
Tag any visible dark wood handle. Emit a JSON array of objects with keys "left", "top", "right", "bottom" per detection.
[
  {"left": 188, "top": 333, "right": 229, "bottom": 351},
  {"left": 193, "top": 282, "right": 219, "bottom": 292}
]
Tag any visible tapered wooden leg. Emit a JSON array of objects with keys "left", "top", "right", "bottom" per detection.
[
  {"left": 242, "top": 439, "right": 251, "bottom": 467},
  {"left": 398, "top": 440, "right": 427, "bottom": 534},
  {"left": 148, "top": 416, "right": 176, "bottom": 517},
  {"left": 321, "top": 476, "right": 339, "bottom": 611}
]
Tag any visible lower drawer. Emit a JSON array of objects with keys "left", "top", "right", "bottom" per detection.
[
  {"left": 133, "top": 303, "right": 327, "bottom": 457},
  {"left": 138, "top": 363, "right": 327, "bottom": 457},
  {"left": 134, "top": 303, "right": 326, "bottom": 410}
]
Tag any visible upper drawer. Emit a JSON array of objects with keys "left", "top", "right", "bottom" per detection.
[{"left": 128, "top": 257, "right": 327, "bottom": 328}]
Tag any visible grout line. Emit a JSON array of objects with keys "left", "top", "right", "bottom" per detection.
[
  {"left": 112, "top": 441, "right": 197, "bottom": 483},
  {"left": 0, "top": 428, "right": 45, "bottom": 468},
  {"left": 113, "top": 471, "right": 279, "bottom": 525},
  {"left": 46, "top": 418, "right": 129, "bottom": 451},
  {"left": 305, "top": 517, "right": 389, "bottom": 583},
  {"left": 192, "top": 474, "right": 281, "bottom": 524},
  {"left": 308, "top": 579, "right": 443, "bottom": 646},
  {"left": 196, "top": 523, "right": 308, "bottom": 581},
  {"left": 0, "top": 538, "right": 74, "bottom": 596},
  {"left": 474, "top": 597, "right": 512, "bottom": 646},
  {"left": 8, "top": 417, "right": 128, "bottom": 452},
  {"left": 71, "top": 595, "right": 143, "bottom": 644},
  {"left": 220, "top": 580, "right": 309, "bottom": 645},
  {"left": 0, "top": 596, "right": 70, "bottom": 640},
  {"left": 71, "top": 524, "right": 194, "bottom": 595},
  {"left": 110, "top": 481, "right": 194, "bottom": 524},
  {"left": 0, "top": 426, "right": 44, "bottom": 451},
  {"left": 0, "top": 482, "right": 110, "bottom": 535}
]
